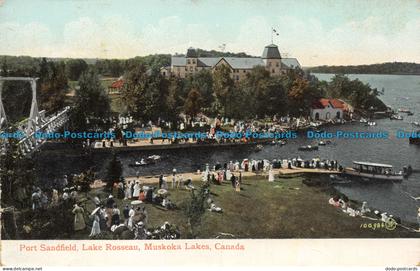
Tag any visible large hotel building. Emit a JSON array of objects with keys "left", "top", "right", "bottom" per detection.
[{"left": 161, "top": 44, "right": 301, "bottom": 81}]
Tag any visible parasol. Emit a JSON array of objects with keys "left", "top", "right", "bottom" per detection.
[
  {"left": 131, "top": 200, "right": 143, "bottom": 206},
  {"left": 90, "top": 207, "right": 100, "bottom": 216},
  {"left": 157, "top": 189, "right": 168, "bottom": 195}
]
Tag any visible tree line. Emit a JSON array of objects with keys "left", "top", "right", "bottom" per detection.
[{"left": 308, "top": 62, "right": 420, "bottom": 75}]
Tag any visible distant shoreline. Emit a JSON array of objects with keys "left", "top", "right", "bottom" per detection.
[
  {"left": 306, "top": 62, "right": 420, "bottom": 76},
  {"left": 310, "top": 71, "right": 420, "bottom": 76}
]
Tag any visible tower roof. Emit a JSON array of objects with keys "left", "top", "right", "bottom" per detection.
[
  {"left": 262, "top": 44, "right": 281, "bottom": 59},
  {"left": 186, "top": 47, "right": 198, "bottom": 58}
]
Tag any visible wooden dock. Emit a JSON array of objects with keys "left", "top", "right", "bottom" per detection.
[
  {"left": 95, "top": 167, "right": 339, "bottom": 186},
  {"left": 91, "top": 139, "right": 271, "bottom": 153}
]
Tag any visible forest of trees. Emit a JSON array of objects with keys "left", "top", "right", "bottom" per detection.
[{"left": 308, "top": 62, "right": 420, "bottom": 75}]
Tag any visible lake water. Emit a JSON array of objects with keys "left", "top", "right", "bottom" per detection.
[
  {"left": 312, "top": 73, "right": 420, "bottom": 224},
  {"left": 35, "top": 73, "right": 420, "bottom": 224}
]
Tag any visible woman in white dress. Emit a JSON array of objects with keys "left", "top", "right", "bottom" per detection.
[
  {"left": 226, "top": 169, "right": 232, "bottom": 181},
  {"left": 128, "top": 207, "right": 135, "bottom": 230},
  {"left": 125, "top": 181, "right": 132, "bottom": 199},
  {"left": 268, "top": 166, "right": 275, "bottom": 182},
  {"left": 133, "top": 182, "right": 140, "bottom": 198},
  {"left": 89, "top": 213, "right": 101, "bottom": 237}
]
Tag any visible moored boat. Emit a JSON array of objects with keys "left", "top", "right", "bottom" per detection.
[
  {"left": 318, "top": 141, "right": 326, "bottom": 146},
  {"left": 365, "top": 121, "right": 376, "bottom": 126},
  {"left": 129, "top": 155, "right": 162, "bottom": 167},
  {"left": 390, "top": 114, "right": 403, "bottom": 120},
  {"left": 298, "top": 145, "right": 318, "bottom": 151},
  {"left": 411, "top": 121, "right": 420, "bottom": 127},
  {"left": 397, "top": 108, "right": 413, "bottom": 114},
  {"left": 343, "top": 161, "right": 404, "bottom": 181}
]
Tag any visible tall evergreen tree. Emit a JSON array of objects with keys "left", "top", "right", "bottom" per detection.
[
  {"left": 184, "top": 88, "right": 203, "bottom": 123},
  {"left": 70, "top": 68, "right": 110, "bottom": 131},
  {"left": 212, "top": 65, "right": 234, "bottom": 117},
  {"left": 104, "top": 154, "right": 122, "bottom": 191}
]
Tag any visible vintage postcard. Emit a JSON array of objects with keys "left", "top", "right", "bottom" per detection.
[{"left": 0, "top": 0, "right": 419, "bottom": 270}]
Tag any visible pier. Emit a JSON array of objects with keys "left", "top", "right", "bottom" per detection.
[{"left": 91, "top": 167, "right": 340, "bottom": 187}]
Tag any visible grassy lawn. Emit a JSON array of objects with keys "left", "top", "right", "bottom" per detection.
[{"left": 75, "top": 176, "right": 417, "bottom": 239}]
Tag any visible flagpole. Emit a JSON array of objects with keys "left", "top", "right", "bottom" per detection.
[{"left": 271, "top": 27, "right": 273, "bottom": 44}]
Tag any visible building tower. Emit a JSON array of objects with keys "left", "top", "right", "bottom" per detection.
[
  {"left": 186, "top": 47, "right": 198, "bottom": 75},
  {"left": 262, "top": 44, "right": 282, "bottom": 75}
]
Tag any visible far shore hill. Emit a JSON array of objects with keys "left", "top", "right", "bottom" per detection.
[
  {"left": 306, "top": 62, "right": 420, "bottom": 76},
  {"left": 1, "top": 51, "right": 419, "bottom": 76}
]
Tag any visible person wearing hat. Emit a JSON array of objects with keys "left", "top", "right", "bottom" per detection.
[
  {"left": 31, "top": 189, "right": 41, "bottom": 210},
  {"left": 93, "top": 194, "right": 101, "bottom": 207},
  {"left": 63, "top": 174, "right": 68, "bottom": 188},
  {"left": 123, "top": 205, "right": 130, "bottom": 226},
  {"left": 106, "top": 195, "right": 115, "bottom": 208},
  {"left": 69, "top": 187, "right": 78, "bottom": 200},
  {"left": 361, "top": 201, "right": 370, "bottom": 214},
  {"left": 171, "top": 168, "right": 177, "bottom": 189},
  {"left": 62, "top": 188, "right": 69, "bottom": 201},
  {"left": 72, "top": 203, "right": 86, "bottom": 231},
  {"left": 133, "top": 182, "right": 141, "bottom": 198},
  {"left": 125, "top": 181, "right": 132, "bottom": 200},
  {"left": 134, "top": 221, "right": 147, "bottom": 240},
  {"left": 159, "top": 175, "right": 164, "bottom": 189},
  {"left": 127, "top": 206, "right": 135, "bottom": 230},
  {"left": 89, "top": 210, "right": 101, "bottom": 237},
  {"left": 111, "top": 204, "right": 121, "bottom": 226}
]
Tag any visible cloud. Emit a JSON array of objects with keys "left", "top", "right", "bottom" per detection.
[
  {"left": 60, "top": 16, "right": 144, "bottom": 58},
  {"left": 0, "top": 22, "right": 53, "bottom": 56}
]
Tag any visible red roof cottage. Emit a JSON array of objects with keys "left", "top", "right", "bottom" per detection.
[
  {"left": 311, "top": 98, "right": 349, "bottom": 121},
  {"left": 108, "top": 78, "right": 124, "bottom": 95}
]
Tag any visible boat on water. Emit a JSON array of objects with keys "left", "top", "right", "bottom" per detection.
[
  {"left": 412, "top": 121, "right": 420, "bottom": 127},
  {"left": 365, "top": 121, "right": 376, "bottom": 126},
  {"left": 343, "top": 161, "right": 404, "bottom": 182},
  {"left": 318, "top": 141, "right": 326, "bottom": 146},
  {"left": 129, "top": 155, "right": 162, "bottom": 167},
  {"left": 298, "top": 145, "right": 318, "bottom": 151},
  {"left": 397, "top": 108, "right": 413, "bottom": 114},
  {"left": 271, "top": 139, "right": 287, "bottom": 146},
  {"left": 390, "top": 114, "right": 403, "bottom": 120}
]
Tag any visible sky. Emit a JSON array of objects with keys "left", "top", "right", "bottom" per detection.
[{"left": 0, "top": 0, "right": 419, "bottom": 66}]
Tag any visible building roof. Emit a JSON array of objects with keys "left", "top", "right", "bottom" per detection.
[
  {"left": 218, "top": 57, "right": 264, "bottom": 69},
  {"left": 171, "top": 56, "right": 187, "bottom": 66},
  {"left": 262, "top": 44, "right": 281, "bottom": 59},
  {"left": 170, "top": 44, "right": 301, "bottom": 70},
  {"left": 353, "top": 161, "right": 393, "bottom": 168},
  {"left": 281, "top": 58, "right": 301, "bottom": 69},
  {"left": 197, "top": 58, "right": 220, "bottom": 67},
  {"left": 312, "top": 98, "right": 345, "bottom": 109},
  {"left": 172, "top": 55, "right": 300, "bottom": 70},
  {"left": 109, "top": 79, "right": 123, "bottom": 89}
]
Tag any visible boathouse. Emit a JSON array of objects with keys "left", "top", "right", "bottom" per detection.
[{"left": 310, "top": 98, "right": 345, "bottom": 121}]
